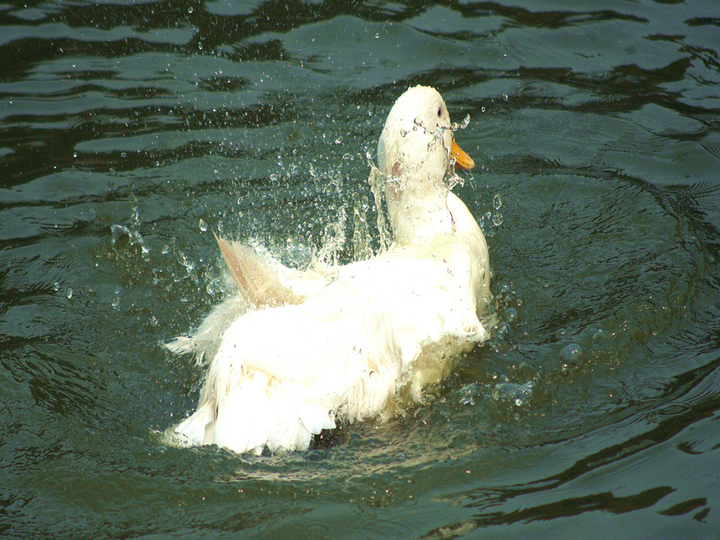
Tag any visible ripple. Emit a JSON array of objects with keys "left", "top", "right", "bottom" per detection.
[{"left": 1, "top": 0, "right": 720, "bottom": 538}]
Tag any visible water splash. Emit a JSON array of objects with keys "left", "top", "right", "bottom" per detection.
[
  {"left": 367, "top": 163, "right": 393, "bottom": 252},
  {"left": 351, "top": 191, "right": 372, "bottom": 261},
  {"left": 492, "top": 381, "right": 535, "bottom": 407},
  {"left": 316, "top": 206, "right": 347, "bottom": 266},
  {"left": 175, "top": 250, "right": 197, "bottom": 280},
  {"left": 111, "top": 193, "right": 152, "bottom": 263},
  {"left": 451, "top": 114, "right": 471, "bottom": 132}
]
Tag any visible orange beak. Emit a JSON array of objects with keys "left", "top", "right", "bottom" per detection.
[{"left": 451, "top": 138, "right": 475, "bottom": 170}]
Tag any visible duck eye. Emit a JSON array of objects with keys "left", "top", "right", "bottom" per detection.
[{"left": 437, "top": 107, "right": 443, "bottom": 117}]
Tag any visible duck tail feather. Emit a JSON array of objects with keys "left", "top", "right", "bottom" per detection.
[
  {"left": 214, "top": 233, "right": 305, "bottom": 309},
  {"left": 164, "top": 295, "right": 248, "bottom": 365}
]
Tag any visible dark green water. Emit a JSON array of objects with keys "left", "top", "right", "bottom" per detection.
[{"left": 2, "top": 0, "right": 720, "bottom": 538}]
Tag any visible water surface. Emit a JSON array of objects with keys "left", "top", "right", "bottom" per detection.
[{"left": 1, "top": 0, "right": 720, "bottom": 538}]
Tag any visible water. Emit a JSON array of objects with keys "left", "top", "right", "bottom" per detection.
[{"left": 2, "top": 0, "right": 720, "bottom": 537}]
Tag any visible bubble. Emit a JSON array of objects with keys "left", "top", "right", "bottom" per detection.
[
  {"left": 559, "top": 343, "right": 583, "bottom": 364},
  {"left": 199, "top": 218, "right": 208, "bottom": 232},
  {"left": 496, "top": 321, "right": 511, "bottom": 337},
  {"left": 66, "top": 288, "right": 73, "bottom": 299},
  {"left": 517, "top": 362, "right": 537, "bottom": 380}
]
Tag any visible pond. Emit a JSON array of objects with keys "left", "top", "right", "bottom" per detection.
[{"left": 1, "top": 0, "right": 719, "bottom": 538}]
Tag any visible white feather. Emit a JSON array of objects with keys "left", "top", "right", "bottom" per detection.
[{"left": 165, "top": 86, "right": 492, "bottom": 454}]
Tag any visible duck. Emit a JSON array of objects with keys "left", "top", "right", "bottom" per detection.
[{"left": 165, "top": 86, "right": 492, "bottom": 454}]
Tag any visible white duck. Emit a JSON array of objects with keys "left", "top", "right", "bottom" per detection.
[{"left": 165, "top": 86, "right": 491, "bottom": 454}]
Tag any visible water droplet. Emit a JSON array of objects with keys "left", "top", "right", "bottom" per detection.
[
  {"left": 199, "top": 218, "right": 208, "bottom": 232},
  {"left": 492, "top": 381, "right": 534, "bottom": 406},
  {"left": 111, "top": 288, "right": 120, "bottom": 310},
  {"left": 111, "top": 224, "right": 131, "bottom": 246},
  {"left": 459, "top": 384, "right": 477, "bottom": 406},
  {"left": 492, "top": 213, "right": 503, "bottom": 227},
  {"left": 493, "top": 194, "right": 502, "bottom": 210},
  {"left": 66, "top": 288, "right": 73, "bottom": 299}
]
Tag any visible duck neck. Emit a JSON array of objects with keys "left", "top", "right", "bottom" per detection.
[{"left": 386, "top": 172, "right": 454, "bottom": 246}]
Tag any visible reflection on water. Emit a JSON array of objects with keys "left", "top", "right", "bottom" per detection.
[{"left": 2, "top": 0, "right": 720, "bottom": 537}]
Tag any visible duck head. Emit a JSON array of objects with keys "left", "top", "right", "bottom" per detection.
[{"left": 377, "top": 86, "right": 475, "bottom": 246}]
